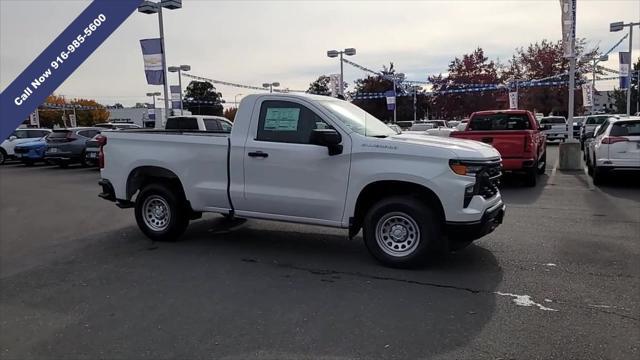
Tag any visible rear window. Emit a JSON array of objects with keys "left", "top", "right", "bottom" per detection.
[
  {"left": 203, "top": 119, "right": 221, "bottom": 131},
  {"left": 469, "top": 114, "right": 531, "bottom": 130},
  {"left": 585, "top": 116, "right": 609, "bottom": 125},
  {"left": 540, "top": 117, "right": 566, "bottom": 124},
  {"left": 166, "top": 117, "right": 198, "bottom": 130},
  {"left": 48, "top": 131, "right": 71, "bottom": 138},
  {"left": 610, "top": 121, "right": 640, "bottom": 136}
]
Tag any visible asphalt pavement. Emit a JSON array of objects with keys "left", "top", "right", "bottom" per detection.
[{"left": 1, "top": 144, "right": 639, "bottom": 359}]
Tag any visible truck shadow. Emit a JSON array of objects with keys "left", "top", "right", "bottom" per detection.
[{"left": 1, "top": 217, "right": 502, "bottom": 359}]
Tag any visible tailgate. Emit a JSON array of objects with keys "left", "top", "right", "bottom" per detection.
[{"left": 452, "top": 131, "right": 527, "bottom": 158}]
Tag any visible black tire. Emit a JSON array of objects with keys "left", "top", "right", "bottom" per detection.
[
  {"left": 524, "top": 164, "right": 537, "bottom": 187},
  {"left": 58, "top": 161, "right": 68, "bottom": 168},
  {"left": 134, "top": 183, "right": 190, "bottom": 242},
  {"left": 22, "top": 159, "right": 34, "bottom": 167},
  {"left": 537, "top": 152, "right": 546, "bottom": 175},
  {"left": 362, "top": 196, "right": 443, "bottom": 268},
  {"left": 79, "top": 151, "right": 89, "bottom": 167},
  {"left": 592, "top": 166, "right": 607, "bottom": 186},
  {"left": 0, "top": 149, "right": 6, "bottom": 165}
]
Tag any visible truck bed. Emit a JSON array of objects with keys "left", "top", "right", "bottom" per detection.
[{"left": 451, "top": 130, "right": 528, "bottom": 158}]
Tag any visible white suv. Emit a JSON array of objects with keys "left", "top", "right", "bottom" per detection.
[
  {"left": 586, "top": 116, "right": 640, "bottom": 185},
  {"left": 1, "top": 128, "right": 52, "bottom": 165}
]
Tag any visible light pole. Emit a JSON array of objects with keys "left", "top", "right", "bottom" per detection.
[
  {"left": 168, "top": 64, "right": 190, "bottom": 115},
  {"left": 262, "top": 82, "right": 280, "bottom": 93},
  {"left": 146, "top": 92, "right": 161, "bottom": 108},
  {"left": 327, "top": 48, "right": 356, "bottom": 97},
  {"left": 610, "top": 20, "right": 640, "bottom": 116},
  {"left": 138, "top": 0, "right": 183, "bottom": 123},
  {"left": 234, "top": 93, "right": 243, "bottom": 107},
  {"left": 392, "top": 73, "right": 404, "bottom": 123}
]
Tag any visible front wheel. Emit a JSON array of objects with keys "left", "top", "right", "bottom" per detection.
[
  {"left": 363, "top": 196, "right": 443, "bottom": 268},
  {"left": 592, "top": 166, "right": 608, "bottom": 186},
  {"left": 525, "top": 164, "right": 538, "bottom": 187},
  {"left": 134, "top": 183, "right": 190, "bottom": 242}
]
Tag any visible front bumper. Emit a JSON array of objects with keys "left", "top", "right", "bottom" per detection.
[{"left": 446, "top": 201, "right": 505, "bottom": 242}]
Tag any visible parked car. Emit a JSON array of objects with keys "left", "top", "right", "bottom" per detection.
[
  {"left": 44, "top": 127, "right": 101, "bottom": 167},
  {"left": 83, "top": 134, "right": 105, "bottom": 167},
  {"left": 586, "top": 116, "right": 640, "bottom": 185},
  {"left": 395, "top": 120, "right": 414, "bottom": 130},
  {"left": 539, "top": 116, "right": 567, "bottom": 142},
  {"left": 0, "top": 128, "right": 52, "bottom": 165},
  {"left": 13, "top": 138, "right": 48, "bottom": 165},
  {"left": 456, "top": 119, "right": 470, "bottom": 131},
  {"left": 580, "top": 114, "right": 614, "bottom": 148},
  {"left": 94, "top": 122, "right": 142, "bottom": 130},
  {"left": 572, "top": 116, "right": 585, "bottom": 138},
  {"left": 451, "top": 109, "right": 547, "bottom": 186},
  {"left": 99, "top": 93, "right": 505, "bottom": 267},
  {"left": 165, "top": 115, "right": 232, "bottom": 132}
]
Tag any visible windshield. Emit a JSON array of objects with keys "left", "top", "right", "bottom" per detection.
[
  {"left": 573, "top": 117, "right": 585, "bottom": 124},
  {"left": 540, "top": 117, "right": 566, "bottom": 124},
  {"left": 318, "top": 100, "right": 395, "bottom": 137},
  {"left": 585, "top": 115, "right": 609, "bottom": 125}
]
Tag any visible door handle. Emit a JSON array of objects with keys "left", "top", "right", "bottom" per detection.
[{"left": 248, "top": 151, "right": 268, "bottom": 158}]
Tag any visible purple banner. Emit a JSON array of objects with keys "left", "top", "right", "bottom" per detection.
[
  {"left": 619, "top": 52, "right": 630, "bottom": 90},
  {"left": 140, "top": 38, "right": 164, "bottom": 85},
  {"left": 0, "top": 0, "right": 142, "bottom": 141}
]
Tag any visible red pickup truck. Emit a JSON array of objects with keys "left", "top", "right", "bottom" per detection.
[{"left": 450, "top": 110, "right": 547, "bottom": 186}]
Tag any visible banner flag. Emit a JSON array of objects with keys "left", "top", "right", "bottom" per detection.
[
  {"left": 170, "top": 85, "right": 181, "bottom": 109},
  {"left": 619, "top": 52, "right": 630, "bottom": 90},
  {"left": 329, "top": 74, "right": 340, "bottom": 97},
  {"left": 582, "top": 83, "right": 594, "bottom": 107},
  {"left": 508, "top": 91, "right": 518, "bottom": 109},
  {"left": 0, "top": 0, "right": 142, "bottom": 141},
  {"left": 385, "top": 90, "right": 396, "bottom": 111},
  {"left": 29, "top": 111, "right": 40, "bottom": 127},
  {"left": 140, "top": 38, "right": 164, "bottom": 85},
  {"left": 148, "top": 108, "right": 156, "bottom": 121}
]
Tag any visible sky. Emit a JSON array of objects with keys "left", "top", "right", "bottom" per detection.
[{"left": 1, "top": 0, "right": 639, "bottom": 108}]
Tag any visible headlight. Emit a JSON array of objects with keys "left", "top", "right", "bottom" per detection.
[{"left": 449, "top": 160, "right": 484, "bottom": 176}]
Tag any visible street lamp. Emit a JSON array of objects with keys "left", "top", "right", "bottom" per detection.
[
  {"left": 146, "top": 92, "right": 161, "bottom": 108},
  {"left": 234, "top": 93, "right": 243, "bottom": 107},
  {"left": 262, "top": 82, "right": 280, "bottom": 93},
  {"left": 168, "top": 64, "right": 190, "bottom": 115},
  {"left": 327, "top": 47, "right": 356, "bottom": 97},
  {"left": 138, "top": 0, "right": 183, "bottom": 122},
  {"left": 610, "top": 20, "right": 640, "bottom": 116}
]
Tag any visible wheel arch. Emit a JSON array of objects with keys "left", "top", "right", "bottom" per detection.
[
  {"left": 126, "top": 166, "right": 187, "bottom": 203},
  {"left": 349, "top": 180, "right": 445, "bottom": 238}
]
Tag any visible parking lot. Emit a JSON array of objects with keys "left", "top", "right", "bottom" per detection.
[{"left": 0, "top": 144, "right": 638, "bottom": 359}]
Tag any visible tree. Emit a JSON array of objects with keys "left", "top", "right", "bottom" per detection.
[
  {"left": 70, "top": 98, "right": 109, "bottom": 126},
  {"left": 610, "top": 57, "right": 639, "bottom": 114},
  {"left": 428, "top": 48, "right": 502, "bottom": 119},
  {"left": 223, "top": 107, "right": 237, "bottom": 122},
  {"left": 307, "top": 75, "right": 347, "bottom": 96},
  {"left": 183, "top": 81, "right": 224, "bottom": 116},
  {"left": 502, "top": 39, "right": 596, "bottom": 116},
  {"left": 350, "top": 63, "right": 428, "bottom": 122}
]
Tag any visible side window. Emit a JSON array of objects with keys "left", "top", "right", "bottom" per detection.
[
  {"left": 203, "top": 119, "right": 221, "bottom": 131},
  {"left": 220, "top": 121, "right": 232, "bottom": 132},
  {"left": 596, "top": 121, "right": 609, "bottom": 137},
  {"left": 15, "top": 130, "right": 29, "bottom": 139},
  {"left": 256, "top": 100, "right": 331, "bottom": 144}
]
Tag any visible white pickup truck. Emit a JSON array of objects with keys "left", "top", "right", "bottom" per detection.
[{"left": 98, "top": 93, "right": 505, "bottom": 267}]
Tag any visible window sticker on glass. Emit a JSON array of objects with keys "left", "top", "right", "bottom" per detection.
[{"left": 264, "top": 108, "right": 300, "bottom": 131}]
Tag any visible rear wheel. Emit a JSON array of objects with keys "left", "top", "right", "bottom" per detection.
[
  {"left": 134, "top": 183, "right": 189, "bottom": 242},
  {"left": 363, "top": 196, "right": 443, "bottom": 268},
  {"left": 592, "top": 166, "right": 608, "bottom": 186},
  {"left": 525, "top": 164, "right": 538, "bottom": 187},
  {"left": 0, "top": 149, "right": 6, "bottom": 165}
]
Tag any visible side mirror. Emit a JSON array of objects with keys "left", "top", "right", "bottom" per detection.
[
  {"left": 310, "top": 129, "right": 343, "bottom": 156},
  {"left": 8, "top": 135, "right": 17, "bottom": 141}
]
